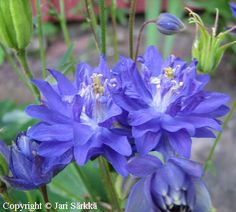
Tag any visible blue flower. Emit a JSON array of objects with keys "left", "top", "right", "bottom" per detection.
[
  {"left": 26, "top": 57, "right": 132, "bottom": 176},
  {"left": 125, "top": 154, "right": 212, "bottom": 212},
  {"left": 230, "top": 2, "right": 236, "bottom": 18},
  {"left": 156, "top": 13, "right": 185, "bottom": 35},
  {"left": 109, "top": 46, "right": 229, "bottom": 158},
  {"left": 0, "top": 133, "right": 71, "bottom": 190}
]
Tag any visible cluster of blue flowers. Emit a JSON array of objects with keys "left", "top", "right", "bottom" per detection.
[{"left": 0, "top": 46, "right": 229, "bottom": 211}]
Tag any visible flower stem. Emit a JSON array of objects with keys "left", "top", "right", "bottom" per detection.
[
  {"left": 36, "top": 0, "right": 47, "bottom": 79},
  {"left": 0, "top": 43, "right": 27, "bottom": 88},
  {"left": 204, "top": 101, "right": 236, "bottom": 173},
  {"left": 98, "top": 157, "right": 121, "bottom": 212},
  {"left": 16, "top": 49, "right": 40, "bottom": 102},
  {"left": 111, "top": 0, "right": 119, "bottom": 61},
  {"left": 99, "top": 0, "right": 106, "bottom": 56},
  {"left": 72, "top": 163, "right": 102, "bottom": 211},
  {"left": 59, "top": 0, "right": 71, "bottom": 47},
  {"left": 85, "top": 0, "right": 100, "bottom": 51},
  {"left": 39, "top": 185, "right": 50, "bottom": 212},
  {"left": 134, "top": 19, "right": 156, "bottom": 62},
  {"left": 129, "top": 0, "right": 137, "bottom": 59}
]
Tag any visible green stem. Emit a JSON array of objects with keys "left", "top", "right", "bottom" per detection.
[
  {"left": 99, "top": 0, "right": 106, "bottom": 56},
  {"left": 0, "top": 44, "right": 27, "bottom": 88},
  {"left": 98, "top": 157, "right": 121, "bottom": 212},
  {"left": 111, "top": 0, "right": 119, "bottom": 61},
  {"left": 36, "top": 0, "right": 47, "bottom": 79},
  {"left": 204, "top": 101, "right": 236, "bottom": 173},
  {"left": 72, "top": 163, "right": 100, "bottom": 208},
  {"left": 134, "top": 20, "right": 156, "bottom": 62},
  {"left": 85, "top": 0, "right": 100, "bottom": 51},
  {"left": 16, "top": 49, "right": 40, "bottom": 102},
  {"left": 59, "top": 0, "right": 71, "bottom": 47},
  {"left": 128, "top": 0, "right": 137, "bottom": 59},
  {"left": 39, "top": 185, "right": 50, "bottom": 212}
]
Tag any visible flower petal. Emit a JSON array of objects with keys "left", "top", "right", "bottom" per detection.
[
  {"left": 26, "top": 105, "right": 71, "bottom": 124},
  {"left": 48, "top": 69, "right": 76, "bottom": 95},
  {"left": 127, "top": 155, "right": 162, "bottom": 177},
  {"left": 125, "top": 179, "right": 153, "bottom": 212},
  {"left": 27, "top": 123, "right": 73, "bottom": 141},
  {"left": 192, "top": 179, "right": 212, "bottom": 212},
  {"left": 167, "top": 130, "right": 192, "bottom": 158}
]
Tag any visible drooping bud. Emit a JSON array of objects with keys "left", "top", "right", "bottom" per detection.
[
  {"left": 0, "top": 0, "right": 33, "bottom": 50},
  {"left": 188, "top": 8, "right": 236, "bottom": 74},
  {"left": 156, "top": 13, "right": 185, "bottom": 35}
]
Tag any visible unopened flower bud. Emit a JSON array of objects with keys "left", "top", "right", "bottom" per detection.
[
  {"left": 156, "top": 13, "right": 185, "bottom": 35},
  {"left": 0, "top": 0, "right": 33, "bottom": 50}
]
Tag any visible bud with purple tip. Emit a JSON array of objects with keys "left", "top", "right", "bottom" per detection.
[{"left": 156, "top": 13, "right": 185, "bottom": 35}]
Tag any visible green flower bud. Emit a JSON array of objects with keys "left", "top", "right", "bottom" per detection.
[
  {"left": 0, "top": 0, "right": 33, "bottom": 50},
  {"left": 187, "top": 8, "right": 236, "bottom": 74}
]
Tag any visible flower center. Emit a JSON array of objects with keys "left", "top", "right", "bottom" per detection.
[
  {"left": 164, "top": 67, "right": 174, "bottom": 79},
  {"left": 91, "top": 73, "right": 104, "bottom": 95}
]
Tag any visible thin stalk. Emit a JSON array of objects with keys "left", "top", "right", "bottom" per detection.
[
  {"left": 16, "top": 49, "right": 40, "bottom": 102},
  {"left": 135, "top": 19, "right": 156, "bottom": 62},
  {"left": 204, "top": 101, "right": 236, "bottom": 173},
  {"left": 98, "top": 157, "right": 121, "bottom": 212},
  {"left": 39, "top": 185, "right": 50, "bottom": 212},
  {"left": 72, "top": 163, "right": 102, "bottom": 211},
  {"left": 85, "top": 0, "right": 100, "bottom": 51},
  {"left": 128, "top": 0, "right": 137, "bottom": 59},
  {"left": 99, "top": 0, "right": 106, "bottom": 56},
  {"left": 0, "top": 44, "right": 27, "bottom": 88},
  {"left": 59, "top": 0, "right": 71, "bottom": 47},
  {"left": 36, "top": 0, "right": 47, "bottom": 78},
  {"left": 213, "top": 8, "right": 219, "bottom": 37},
  {"left": 111, "top": 0, "right": 119, "bottom": 61}
]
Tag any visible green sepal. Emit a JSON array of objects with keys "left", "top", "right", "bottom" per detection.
[{"left": 0, "top": 0, "right": 33, "bottom": 50}]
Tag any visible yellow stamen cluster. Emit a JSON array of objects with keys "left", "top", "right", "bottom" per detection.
[
  {"left": 164, "top": 67, "right": 174, "bottom": 79},
  {"left": 92, "top": 74, "right": 104, "bottom": 95}
]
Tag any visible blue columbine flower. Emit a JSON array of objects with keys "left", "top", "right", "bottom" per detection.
[
  {"left": 0, "top": 133, "right": 71, "bottom": 190},
  {"left": 109, "top": 46, "right": 229, "bottom": 158},
  {"left": 156, "top": 13, "right": 185, "bottom": 35},
  {"left": 230, "top": 2, "right": 236, "bottom": 18},
  {"left": 26, "top": 57, "right": 132, "bottom": 176},
  {"left": 125, "top": 154, "right": 212, "bottom": 212}
]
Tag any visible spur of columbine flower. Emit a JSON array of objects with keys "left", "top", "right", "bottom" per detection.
[
  {"left": 125, "top": 154, "right": 212, "bottom": 212},
  {"left": 109, "top": 46, "right": 229, "bottom": 158},
  {"left": 0, "top": 132, "right": 71, "bottom": 190},
  {"left": 26, "top": 57, "right": 132, "bottom": 176}
]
